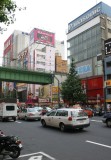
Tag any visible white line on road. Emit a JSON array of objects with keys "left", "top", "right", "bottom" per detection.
[
  {"left": 6, "top": 151, "right": 56, "bottom": 160},
  {"left": 86, "top": 140, "right": 111, "bottom": 149},
  {"left": 16, "top": 121, "right": 22, "bottom": 123},
  {"left": 91, "top": 120, "right": 102, "bottom": 123}
]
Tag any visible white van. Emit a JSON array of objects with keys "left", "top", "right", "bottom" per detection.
[
  {"left": 41, "top": 108, "right": 90, "bottom": 132},
  {"left": 0, "top": 103, "right": 17, "bottom": 121}
]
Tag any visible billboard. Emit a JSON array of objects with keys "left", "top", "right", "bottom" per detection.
[
  {"left": 68, "top": 2, "right": 111, "bottom": 33},
  {"left": 4, "top": 34, "right": 13, "bottom": 56},
  {"left": 68, "top": 2, "right": 102, "bottom": 32},
  {"left": 30, "top": 28, "right": 55, "bottom": 47},
  {"left": 76, "top": 59, "right": 92, "bottom": 78}
]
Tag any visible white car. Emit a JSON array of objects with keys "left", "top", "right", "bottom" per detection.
[
  {"left": 34, "top": 106, "right": 43, "bottom": 112},
  {"left": 18, "top": 108, "right": 41, "bottom": 121},
  {"left": 41, "top": 108, "right": 90, "bottom": 132}
]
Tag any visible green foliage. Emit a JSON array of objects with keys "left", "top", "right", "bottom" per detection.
[
  {"left": 0, "top": 0, "right": 17, "bottom": 25},
  {"left": 61, "top": 58, "right": 86, "bottom": 105}
]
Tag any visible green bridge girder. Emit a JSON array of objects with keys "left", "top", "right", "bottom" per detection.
[{"left": 0, "top": 66, "right": 54, "bottom": 84}]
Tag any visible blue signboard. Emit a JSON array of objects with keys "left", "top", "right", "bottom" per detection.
[
  {"left": 76, "top": 64, "right": 92, "bottom": 75},
  {"left": 68, "top": 2, "right": 111, "bottom": 33}
]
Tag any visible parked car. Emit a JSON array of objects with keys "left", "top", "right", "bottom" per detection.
[
  {"left": 83, "top": 108, "right": 94, "bottom": 117},
  {"left": 34, "top": 106, "right": 43, "bottom": 112},
  {"left": 18, "top": 108, "right": 41, "bottom": 120},
  {"left": 41, "top": 108, "right": 90, "bottom": 132},
  {"left": 102, "top": 112, "right": 111, "bottom": 127},
  {"left": 40, "top": 107, "right": 52, "bottom": 115}
]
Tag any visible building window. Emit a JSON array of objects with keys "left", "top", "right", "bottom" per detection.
[
  {"left": 108, "top": 28, "right": 111, "bottom": 33},
  {"left": 106, "top": 61, "right": 111, "bottom": 67},
  {"left": 107, "top": 74, "right": 111, "bottom": 80},
  {"left": 107, "top": 88, "right": 111, "bottom": 95},
  {"left": 36, "top": 89, "right": 39, "bottom": 92}
]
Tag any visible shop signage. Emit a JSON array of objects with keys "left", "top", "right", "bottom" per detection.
[
  {"left": 76, "top": 64, "right": 92, "bottom": 75},
  {"left": 68, "top": 3, "right": 101, "bottom": 32},
  {"left": 105, "top": 80, "right": 111, "bottom": 86},
  {"left": 39, "top": 98, "right": 49, "bottom": 103}
]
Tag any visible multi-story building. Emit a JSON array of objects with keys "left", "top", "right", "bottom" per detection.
[
  {"left": 2, "top": 28, "right": 67, "bottom": 106},
  {"left": 3, "top": 30, "right": 29, "bottom": 67},
  {"left": 104, "top": 38, "right": 111, "bottom": 107},
  {"left": 55, "top": 55, "right": 68, "bottom": 73},
  {"left": 2, "top": 30, "right": 29, "bottom": 102},
  {"left": 55, "top": 40, "right": 65, "bottom": 59},
  {"left": 104, "top": 56, "right": 111, "bottom": 105},
  {"left": 67, "top": 2, "right": 111, "bottom": 106}
]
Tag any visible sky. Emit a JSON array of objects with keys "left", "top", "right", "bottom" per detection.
[{"left": 0, "top": 0, "right": 111, "bottom": 60}]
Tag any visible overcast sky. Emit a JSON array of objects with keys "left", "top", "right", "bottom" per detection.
[{"left": 0, "top": 0, "right": 111, "bottom": 59}]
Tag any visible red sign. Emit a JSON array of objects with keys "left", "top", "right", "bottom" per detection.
[{"left": 30, "top": 28, "right": 55, "bottom": 47}]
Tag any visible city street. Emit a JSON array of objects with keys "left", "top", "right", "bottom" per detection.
[{"left": 0, "top": 116, "right": 111, "bottom": 160}]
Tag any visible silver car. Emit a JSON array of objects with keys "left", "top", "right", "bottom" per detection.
[{"left": 18, "top": 108, "right": 41, "bottom": 121}]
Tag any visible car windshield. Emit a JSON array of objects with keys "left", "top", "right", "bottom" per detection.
[
  {"left": 34, "top": 107, "right": 42, "bottom": 111},
  {"left": 71, "top": 110, "right": 87, "bottom": 117},
  {"left": 27, "top": 108, "right": 36, "bottom": 112}
]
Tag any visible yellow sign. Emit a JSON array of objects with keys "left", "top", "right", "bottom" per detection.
[
  {"left": 106, "top": 99, "right": 111, "bottom": 102},
  {"left": 105, "top": 80, "right": 111, "bottom": 86},
  {"left": 52, "top": 86, "right": 58, "bottom": 94}
]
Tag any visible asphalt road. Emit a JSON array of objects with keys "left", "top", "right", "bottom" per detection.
[{"left": 0, "top": 116, "right": 111, "bottom": 160}]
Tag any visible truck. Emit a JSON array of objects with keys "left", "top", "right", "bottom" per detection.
[{"left": 0, "top": 102, "right": 17, "bottom": 122}]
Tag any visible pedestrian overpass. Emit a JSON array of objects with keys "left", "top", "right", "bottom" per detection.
[{"left": 0, "top": 66, "right": 53, "bottom": 84}]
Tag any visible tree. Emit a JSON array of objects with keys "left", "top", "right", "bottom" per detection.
[
  {"left": 61, "top": 58, "right": 86, "bottom": 106},
  {"left": 0, "top": 0, "right": 17, "bottom": 26}
]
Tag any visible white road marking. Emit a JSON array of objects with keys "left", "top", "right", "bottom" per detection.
[
  {"left": 86, "top": 140, "right": 111, "bottom": 149},
  {"left": 16, "top": 120, "right": 22, "bottom": 123},
  {"left": 91, "top": 120, "right": 102, "bottom": 123},
  {"left": 28, "top": 155, "right": 43, "bottom": 160},
  {"left": 6, "top": 151, "right": 56, "bottom": 160}
]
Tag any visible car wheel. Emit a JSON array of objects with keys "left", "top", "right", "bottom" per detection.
[
  {"left": 13, "top": 117, "right": 16, "bottom": 121},
  {"left": 2, "top": 118, "right": 5, "bottom": 122},
  {"left": 41, "top": 120, "right": 46, "bottom": 127},
  {"left": 79, "top": 128, "right": 83, "bottom": 131},
  {"left": 106, "top": 120, "right": 111, "bottom": 127},
  {"left": 60, "top": 123, "right": 65, "bottom": 132}
]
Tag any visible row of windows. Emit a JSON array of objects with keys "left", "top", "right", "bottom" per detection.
[
  {"left": 67, "top": 24, "right": 102, "bottom": 62},
  {"left": 107, "top": 88, "right": 111, "bottom": 95},
  {"left": 68, "top": 45, "right": 101, "bottom": 62},
  {"left": 106, "top": 62, "right": 111, "bottom": 67},
  {"left": 107, "top": 74, "right": 111, "bottom": 79},
  {"left": 36, "top": 68, "right": 45, "bottom": 72},
  {"left": 68, "top": 24, "right": 101, "bottom": 48},
  {"left": 36, "top": 61, "right": 45, "bottom": 65},
  {"left": 37, "top": 54, "right": 45, "bottom": 59}
]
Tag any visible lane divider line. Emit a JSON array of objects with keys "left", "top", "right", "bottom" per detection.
[
  {"left": 91, "top": 120, "right": 102, "bottom": 123},
  {"left": 16, "top": 121, "right": 22, "bottom": 123},
  {"left": 86, "top": 140, "right": 111, "bottom": 149}
]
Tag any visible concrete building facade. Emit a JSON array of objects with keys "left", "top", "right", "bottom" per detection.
[{"left": 67, "top": 2, "right": 111, "bottom": 106}]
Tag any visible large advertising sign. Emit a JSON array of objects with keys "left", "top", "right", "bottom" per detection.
[
  {"left": 68, "top": 3, "right": 102, "bottom": 32},
  {"left": 30, "top": 28, "right": 55, "bottom": 47},
  {"left": 4, "top": 34, "right": 13, "bottom": 56},
  {"left": 76, "top": 59, "right": 92, "bottom": 78}
]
